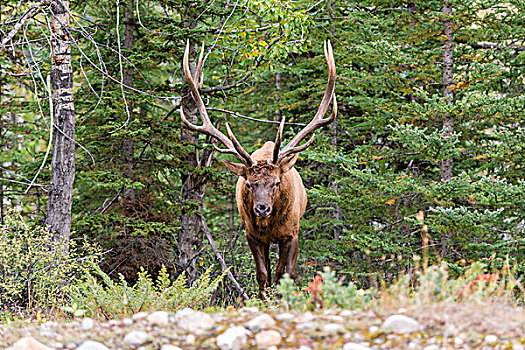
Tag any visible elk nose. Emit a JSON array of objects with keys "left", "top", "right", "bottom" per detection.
[{"left": 254, "top": 202, "right": 271, "bottom": 217}]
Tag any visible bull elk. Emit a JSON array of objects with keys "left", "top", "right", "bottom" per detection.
[{"left": 180, "top": 41, "right": 337, "bottom": 299}]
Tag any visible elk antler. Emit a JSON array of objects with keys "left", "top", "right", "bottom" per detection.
[
  {"left": 272, "top": 41, "right": 338, "bottom": 165},
  {"left": 180, "top": 41, "right": 254, "bottom": 166}
]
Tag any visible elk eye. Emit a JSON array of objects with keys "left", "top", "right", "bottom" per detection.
[
  {"left": 275, "top": 180, "right": 281, "bottom": 187},
  {"left": 245, "top": 182, "right": 252, "bottom": 190}
]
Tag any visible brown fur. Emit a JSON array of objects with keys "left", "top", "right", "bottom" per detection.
[{"left": 229, "top": 141, "right": 306, "bottom": 299}]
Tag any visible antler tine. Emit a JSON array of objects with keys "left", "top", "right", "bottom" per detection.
[
  {"left": 180, "top": 40, "right": 254, "bottom": 166},
  {"left": 226, "top": 123, "right": 255, "bottom": 166},
  {"left": 277, "top": 41, "right": 337, "bottom": 162},
  {"left": 272, "top": 117, "right": 285, "bottom": 164},
  {"left": 196, "top": 42, "right": 204, "bottom": 89}
]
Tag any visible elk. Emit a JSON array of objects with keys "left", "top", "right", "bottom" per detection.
[{"left": 180, "top": 41, "right": 337, "bottom": 299}]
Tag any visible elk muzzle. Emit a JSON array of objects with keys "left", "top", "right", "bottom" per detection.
[{"left": 254, "top": 202, "right": 271, "bottom": 217}]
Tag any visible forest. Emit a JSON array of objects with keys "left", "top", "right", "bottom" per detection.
[{"left": 1, "top": 0, "right": 524, "bottom": 320}]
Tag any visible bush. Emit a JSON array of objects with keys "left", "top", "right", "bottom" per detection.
[
  {"left": 277, "top": 267, "right": 372, "bottom": 311},
  {"left": 384, "top": 259, "right": 524, "bottom": 308},
  {"left": 0, "top": 212, "right": 96, "bottom": 320},
  {"left": 68, "top": 263, "right": 226, "bottom": 319}
]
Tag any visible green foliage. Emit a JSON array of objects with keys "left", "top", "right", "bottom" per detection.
[
  {"left": 278, "top": 267, "right": 371, "bottom": 311},
  {"left": 69, "top": 264, "right": 226, "bottom": 319},
  {"left": 385, "top": 259, "right": 524, "bottom": 307},
  {"left": 2, "top": 0, "right": 525, "bottom": 308},
  {"left": 0, "top": 212, "right": 97, "bottom": 320}
]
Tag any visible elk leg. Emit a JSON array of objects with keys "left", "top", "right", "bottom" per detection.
[
  {"left": 247, "top": 234, "right": 269, "bottom": 299},
  {"left": 275, "top": 236, "right": 299, "bottom": 285},
  {"left": 264, "top": 243, "right": 271, "bottom": 288}
]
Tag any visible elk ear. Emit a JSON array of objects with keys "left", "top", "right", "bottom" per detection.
[
  {"left": 279, "top": 154, "right": 300, "bottom": 174},
  {"left": 222, "top": 159, "right": 247, "bottom": 177}
]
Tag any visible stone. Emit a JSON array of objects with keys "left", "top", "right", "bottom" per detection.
[
  {"left": 382, "top": 314, "right": 419, "bottom": 334},
  {"left": 76, "top": 341, "right": 110, "bottom": 350},
  {"left": 368, "top": 326, "right": 379, "bottom": 334},
  {"left": 295, "top": 322, "right": 318, "bottom": 331},
  {"left": 177, "top": 310, "right": 214, "bottom": 334},
  {"left": 512, "top": 342, "right": 525, "bottom": 350},
  {"left": 132, "top": 312, "right": 149, "bottom": 321},
  {"left": 174, "top": 308, "right": 195, "bottom": 320},
  {"left": 275, "top": 313, "right": 295, "bottom": 321},
  {"left": 239, "top": 306, "right": 259, "bottom": 314},
  {"left": 296, "top": 312, "right": 314, "bottom": 323},
  {"left": 123, "top": 330, "right": 149, "bottom": 345},
  {"left": 186, "top": 334, "right": 196, "bottom": 345},
  {"left": 122, "top": 318, "right": 133, "bottom": 326},
  {"left": 342, "top": 343, "right": 372, "bottom": 350},
  {"left": 255, "top": 330, "right": 282, "bottom": 347},
  {"left": 147, "top": 311, "right": 170, "bottom": 326},
  {"left": 81, "top": 317, "right": 94, "bottom": 331},
  {"left": 322, "top": 323, "right": 345, "bottom": 335},
  {"left": 161, "top": 346, "right": 184, "bottom": 350},
  {"left": 246, "top": 313, "right": 276, "bottom": 331},
  {"left": 340, "top": 310, "right": 353, "bottom": 317},
  {"left": 216, "top": 326, "right": 248, "bottom": 350},
  {"left": 423, "top": 345, "right": 440, "bottom": 350},
  {"left": 485, "top": 334, "right": 498, "bottom": 345},
  {"left": 9, "top": 337, "right": 53, "bottom": 350}
]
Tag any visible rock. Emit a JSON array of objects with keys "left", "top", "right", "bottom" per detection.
[
  {"left": 132, "top": 312, "right": 149, "bottom": 321},
  {"left": 81, "top": 317, "right": 94, "bottom": 331},
  {"left": 295, "top": 322, "right": 318, "bottom": 331},
  {"left": 382, "top": 314, "right": 419, "bottom": 334},
  {"left": 368, "top": 326, "right": 379, "bottom": 334},
  {"left": 296, "top": 312, "right": 314, "bottom": 323},
  {"left": 343, "top": 343, "right": 372, "bottom": 350},
  {"left": 9, "top": 337, "right": 53, "bottom": 350},
  {"left": 239, "top": 306, "right": 259, "bottom": 314},
  {"left": 245, "top": 313, "right": 276, "bottom": 331},
  {"left": 216, "top": 326, "right": 248, "bottom": 350},
  {"left": 485, "top": 334, "right": 498, "bottom": 345},
  {"left": 186, "top": 334, "right": 196, "bottom": 345},
  {"left": 76, "top": 340, "right": 110, "bottom": 350},
  {"left": 122, "top": 318, "right": 133, "bottom": 326},
  {"left": 255, "top": 330, "right": 282, "bottom": 347},
  {"left": 275, "top": 313, "right": 294, "bottom": 321},
  {"left": 147, "top": 311, "right": 170, "bottom": 326},
  {"left": 160, "top": 346, "right": 184, "bottom": 350},
  {"left": 423, "top": 345, "right": 440, "bottom": 350},
  {"left": 123, "top": 330, "right": 149, "bottom": 345},
  {"left": 322, "top": 323, "right": 345, "bottom": 335},
  {"left": 177, "top": 310, "right": 214, "bottom": 334},
  {"left": 326, "top": 315, "right": 345, "bottom": 323},
  {"left": 340, "top": 310, "right": 353, "bottom": 317},
  {"left": 174, "top": 308, "right": 195, "bottom": 320},
  {"left": 512, "top": 342, "right": 525, "bottom": 350}
]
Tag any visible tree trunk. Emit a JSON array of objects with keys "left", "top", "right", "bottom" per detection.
[
  {"left": 122, "top": 0, "right": 135, "bottom": 205},
  {"left": 275, "top": 72, "right": 282, "bottom": 121},
  {"left": 441, "top": 0, "right": 454, "bottom": 182},
  {"left": 46, "top": 0, "right": 75, "bottom": 248}
]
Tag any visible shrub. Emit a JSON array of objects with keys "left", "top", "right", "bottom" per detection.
[
  {"left": 68, "top": 263, "right": 226, "bottom": 319},
  {"left": 277, "top": 267, "right": 371, "bottom": 311},
  {"left": 384, "top": 258, "right": 524, "bottom": 308},
  {"left": 0, "top": 212, "right": 97, "bottom": 320}
]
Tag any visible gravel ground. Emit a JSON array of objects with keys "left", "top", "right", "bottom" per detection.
[{"left": 1, "top": 303, "right": 524, "bottom": 349}]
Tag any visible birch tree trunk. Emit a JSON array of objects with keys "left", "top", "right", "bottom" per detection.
[
  {"left": 441, "top": 0, "right": 454, "bottom": 181},
  {"left": 46, "top": 0, "right": 76, "bottom": 248}
]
